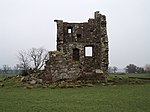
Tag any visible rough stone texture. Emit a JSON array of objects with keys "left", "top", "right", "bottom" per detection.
[
  {"left": 45, "top": 51, "right": 82, "bottom": 82},
  {"left": 45, "top": 11, "right": 109, "bottom": 82}
]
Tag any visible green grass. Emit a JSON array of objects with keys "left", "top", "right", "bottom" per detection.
[
  {"left": 109, "top": 73, "right": 150, "bottom": 78},
  {"left": 0, "top": 74, "right": 16, "bottom": 80},
  {"left": 0, "top": 84, "right": 150, "bottom": 112},
  {"left": 0, "top": 74, "right": 150, "bottom": 112}
]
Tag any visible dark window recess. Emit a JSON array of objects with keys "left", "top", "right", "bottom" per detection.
[
  {"left": 73, "top": 48, "right": 80, "bottom": 61},
  {"left": 77, "top": 34, "right": 81, "bottom": 42},
  {"left": 77, "top": 34, "right": 81, "bottom": 38}
]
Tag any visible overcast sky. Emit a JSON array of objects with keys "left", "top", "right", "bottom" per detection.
[{"left": 0, "top": 0, "right": 150, "bottom": 69}]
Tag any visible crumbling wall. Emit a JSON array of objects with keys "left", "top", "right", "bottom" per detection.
[
  {"left": 45, "top": 11, "right": 109, "bottom": 82},
  {"left": 46, "top": 51, "right": 82, "bottom": 82},
  {"left": 46, "top": 50, "right": 105, "bottom": 82}
]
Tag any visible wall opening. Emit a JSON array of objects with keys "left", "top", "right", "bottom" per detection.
[
  {"left": 85, "top": 46, "right": 93, "bottom": 57},
  {"left": 73, "top": 48, "right": 79, "bottom": 61},
  {"left": 67, "top": 27, "right": 72, "bottom": 33},
  {"left": 77, "top": 34, "right": 81, "bottom": 38},
  {"left": 76, "top": 34, "right": 81, "bottom": 42}
]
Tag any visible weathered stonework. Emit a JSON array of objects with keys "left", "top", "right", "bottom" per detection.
[{"left": 45, "top": 11, "right": 109, "bottom": 82}]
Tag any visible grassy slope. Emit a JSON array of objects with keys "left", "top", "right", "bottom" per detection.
[{"left": 0, "top": 74, "right": 150, "bottom": 112}]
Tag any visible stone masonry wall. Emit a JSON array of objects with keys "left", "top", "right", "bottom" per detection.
[
  {"left": 45, "top": 11, "right": 109, "bottom": 82},
  {"left": 46, "top": 51, "right": 105, "bottom": 82},
  {"left": 46, "top": 51, "right": 82, "bottom": 82}
]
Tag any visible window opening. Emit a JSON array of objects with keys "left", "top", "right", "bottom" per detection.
[
  {"left": 67, "top": 27, "right": 72, "bottom": 33},
  {"left": 77, "top": 34, "right": 81, "bottom": 38},
  {"left": 85, "top": 46, "right": 93, "bottom": 57},
  {"left": 73, "top": 48, "right": 79, "bottom": 61},
  {"left": 76, "top": 34, "right": 81, "bottom": 42}
]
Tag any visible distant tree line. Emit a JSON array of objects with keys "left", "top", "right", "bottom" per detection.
[
  {"left": 0, "top": 65, "right": 21, "bottom": 74},
  {"left": 109, "top": 64, "right": 150, "bottom": 74},
  {"left": 125, "top": 64, "right": 150, "bottom": 74}
]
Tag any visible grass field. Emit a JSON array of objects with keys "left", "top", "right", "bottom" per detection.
[
  {"left": 0, "top": 74, "right": 16, "bottom": 80},
  {"left": 109, "top": 73, "right": 150, "bottom": 78},
  {"left": 0, "top": 74, "right": 150, "bottom": 112}
]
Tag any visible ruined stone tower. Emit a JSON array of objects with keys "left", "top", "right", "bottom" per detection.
[{"left": 45, "top": 11, "right": 109, "bottom": 82}]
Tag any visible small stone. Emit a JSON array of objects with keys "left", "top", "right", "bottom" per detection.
[
  {"left": 0, "top": 83, "right": 4, "bottom": 87},
  {"left": 20, "top": 77, "right": 25, "bottom": 82},
  {"left": 101, "top": 83, "right": 106, "bottom": 86},
  {"left": 95, "top": 69, "right": 103, "bottom": 74},
  {"left": 25, "top": 86, "right": 33, "bottom": 89},
  {"left": 30, "top": 80, "right": 36, "bottom": 85},
  {"left": 37, "top": 79, "right": 43, "bottom": 84}
]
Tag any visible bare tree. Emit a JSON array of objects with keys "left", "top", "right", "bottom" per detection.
[
  {"left": 17, "top": 47, "right": 48, "bottom": 74},
  {"left": 17, "top": 50, "right": 30, "bottom": 73},
  {"left": 13, "top": 64, "right": 21, "bottom": 74},
  {"left": 28, "top": 47, "right": 48, "bottom": 71}
]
